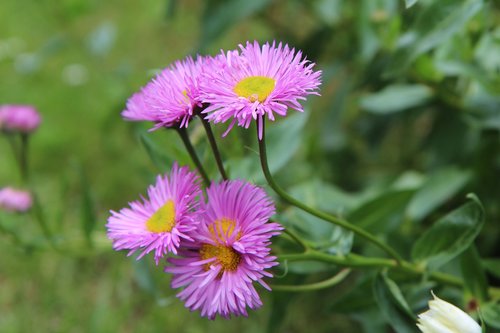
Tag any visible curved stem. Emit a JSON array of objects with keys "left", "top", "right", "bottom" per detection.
[
  {"left": 176, "top": 127, "right": 210, "bottom": 187},
  {"left": 198, "top": 115, "right": 228, "bottom": 180},
  {"left": 272, "top": 268, "right": 351, "bottom": 292},
  {"left": 282, "top": 227, "right": 309, "bottom": 251},
  {"left": 257, "top": 118, "right": 402, "bottom": 263}
]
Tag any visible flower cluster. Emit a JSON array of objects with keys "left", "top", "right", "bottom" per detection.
[
  {"left": 108, "top": 41, "right": 319, "bottom": 319},
  {"left": 0, "top": 187, "right": 33, "bottom": 213},
  {"left": 121, "top": 41, "right": 321, "bottom": 138},
  {"left": 106, "top": 164, "right": 282, "bottom": 319}
]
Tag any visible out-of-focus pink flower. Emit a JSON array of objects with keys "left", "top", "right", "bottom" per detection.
[
  {"left": 0, "top": 187, "right": 33, "bottom": 213},
  {"left": 0, "top": 104, "right": 41, "bottom": 134}
]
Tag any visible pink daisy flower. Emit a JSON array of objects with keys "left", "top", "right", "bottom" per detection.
[
  {"left": 200, "top": 41, "right": 321, "bottom": 138},
  {"left": 0, "top": 104, "right": 41, "bottom": 134},
  {"left": 0, "top": 187, "right": 33, "bottom": 213},
  {"left": 106, "top": 164, "right": 202, "bottom": 264},
  {"left": 122, "top": 56, "right": 206, "bottom": 129},
  {"left": 165, "top": 180, "right": 283, "bottom": 319}
]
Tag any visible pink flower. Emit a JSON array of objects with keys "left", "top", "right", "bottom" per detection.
[
  {"left": 0, "top": 187, "right": 33, "bottom": 213},
  {"left": 200, "top": 41, "right": 321, "bottom": 138},
  {"left": 0, "top": 105, "right": 41, "bottom": 133},
  {"left": 122, "top": 56, "right": 206, "bottom": 129},
  {"left": 166, "top": 180, "right": 282, "bottom": 319},
  {"left": 106, "top": 164, "right": 202, "bottom": 264}
]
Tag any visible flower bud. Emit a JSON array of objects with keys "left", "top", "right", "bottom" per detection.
[
  {"left": 0, "top": 187, "right": 33, "bottom": 213},
  {"left": 417, "top": 292, "right": 481, "bottom": 333},
  {"left": 0, "top": 104, "right": 41, "bottom": 134}
]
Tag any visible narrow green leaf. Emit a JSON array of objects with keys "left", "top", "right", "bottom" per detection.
[
  {"left": 406, "top": 167, "right": 471, "bottom": 222},
  {"left": 360, "top": 84, "right": 433, "bottom": 114},
  {"left": 411, "top": 194, "right": 485, "bottom": 271},
  {"left": 373, "top": 273, "right": 418, "bottom": 333},
  {"left": 481, "top": 302, "right": 500, "bottom": 329},
  {"left": 460, "top": 245, "right": 489, "bottom": 302}
]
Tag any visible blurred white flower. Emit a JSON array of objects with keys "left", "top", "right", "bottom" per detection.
[{"left": 417, "top": 292, "right": 481, "bottom": 333}]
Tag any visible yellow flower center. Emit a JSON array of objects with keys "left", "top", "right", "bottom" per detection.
[
  {"left": 145, "top": 200, "right": 176, "bottom": 233},
  {"left": 200, "top": 244, "right": 241, "bottom": 272},
  {"left": 208, "top": 217, "right": 240, "bottom": 241},
  {"left": 233, "top": 76, "right": 276, "bottom": 102},
  {"left": 199, "top": 217, "right": 242, "bottom": 274}
]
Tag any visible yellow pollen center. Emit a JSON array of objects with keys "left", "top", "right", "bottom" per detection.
[
  {"left": 208, "top": 217, "right": 241, "bottom": 241},
  {"left": 145, "top": 200, "right": 176, "bottom": 233},
  {"left": 200, "top": 244, "right": 241, "bottom": 272},
  {"left": 233, "top": 76, "right": 276, "bottom": 102}
]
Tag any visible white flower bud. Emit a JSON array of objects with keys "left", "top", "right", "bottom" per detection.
[{"left": 417, "top": 292, "right": 481, "bottom": 333}]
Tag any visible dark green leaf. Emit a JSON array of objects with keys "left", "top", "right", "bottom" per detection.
[
  {"left": 360, "top": 84, "right": 433, "bottom": 114},
  {"left": 348, "top": 189, "right": 415, "bottom": 232},
  {"left": 460, "top": 245, "right": 489, "bottom": 302},
  {"left": 411, "top": 194, "right": 485, "bottom": 271},
  {"left": 386, "top": 0, "right": 483, "bottom": 76},
  {"left": 373, "top": 272, "right": 418, "bottom": 333},
  {"left": 406, "top": 167, "right": 471, "bottom": 222},
  {"left": 199, "top": 0, "right": 271, "bottom": 50},
  {"left": 482, "top": 258, "right": 500, "bottom": 279},
  {"left": 404, "top": 0, "right": 418, "bottom": 9}
]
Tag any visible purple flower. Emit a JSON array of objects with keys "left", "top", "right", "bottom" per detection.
[
  {"left": 166, "top": 180, "right": 283, "bottom": 319},
  {"left": 0, "top": 104, "right": 41, "bottom": 134},
  {"left": 106, "top": 164, "right": 202, "bottom": 264},
  {"left": 200, "top": 41, "right": 321, "bottom": 138},
  {"left": 0, "top": 187, "right": 33, "bottom": 213},
  {"left": 122, "top": 56, "right": 205, "bottom": 129}
]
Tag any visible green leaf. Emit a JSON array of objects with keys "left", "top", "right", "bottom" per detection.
[
  {"left": 482, "top": 258, "right": 500, "bottom": 279},
  {"left": 360, "top": 84, "right": 433, "bottom": 114},
  {"left": 266, "top": 112, "right": 309, "bottom": 174},
  {"left": 373, "top": 273, "right": 418, "bottom": 333},
  {"left": 406, "top": 167, "right": 471, "bottom": 222},
  {"left": 404, "top": 0, "right": 418, "bottom": 9},
  {"left": 411, "top": 194, "right": 485, "bottom": 271},
  {"left": 460, "top": 245, "right": 489, "bottom": 302},
  {"left": 386, "top": 0, "right": 483, "bottom": 76},
  {"left": 199, "top": 0, "right": 271, "bottom": 50},
  {"left": 481, "top": 302, "right": 500, "bottom": 329},
  {"left": 348, "top": 189, "right": 415, "bottom": 232},
  {"left": 139, "top": 133, "right": 173, "bottom": 170}
]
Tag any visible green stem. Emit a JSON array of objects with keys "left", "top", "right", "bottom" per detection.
[
  {"left": 176, "top": 127, "right": 210, "bottom": 187},
  {"left": 282, "top": 227, "right": 309, "bottom": 251},
  {"left": 198, "top": 115, "right": 228, "bottom": 180},
  {"left": 20, "top": 133, "right": 29, "bottom": 183},
  {"left": 31, "top": 192, "right": 55, "bottom": 247},
  {"left": 272, "top": 268, "right": 351, "bottom": 292},
  {"left": 257, "top": 118, "right": 402, "bottom": 263}
]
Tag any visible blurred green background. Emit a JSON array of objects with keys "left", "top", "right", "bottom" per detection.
[{"left": 1, "top": 0, "right": 499, "bottom": 332}]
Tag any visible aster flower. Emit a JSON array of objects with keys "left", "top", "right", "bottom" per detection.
[
  {"left": 0, "top": 187, "right": 33, "bottom": 213},
  {"left": 0, "top": 104, "right": 41, "bottom": 134},
  {"left": 200, "top": 41, "right": 321, "bottom": 138},
  {"left": 417, "top": 292, "right": 481, "bottom": 333},
  {"left": 166, "top": 180, "right": 283, "bottom": 319},
  {"left": 122, "top": 56, "right": 206, "bottom": 129},
  {"left": 106, "top": 164, "right": 202, "bottom": 264}
]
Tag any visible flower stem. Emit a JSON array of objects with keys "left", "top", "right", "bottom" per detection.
[
  {"left": 20, "top": 133, "right": 29, "bottom": 182},
  {"left": 272, "top": 268, "right": 351, "bottom": 292},
  {"left": 198, "top": 115, "right": 228, "bottom": 180},
  {"left": 176, "top": 127, "right": 210, "bottom": 187},
  {"left": 282, "top": 227, "right": 309, "bottom": 251},
  {"left": 256, "top": 118, "right": 403, "bottom": 263}
]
